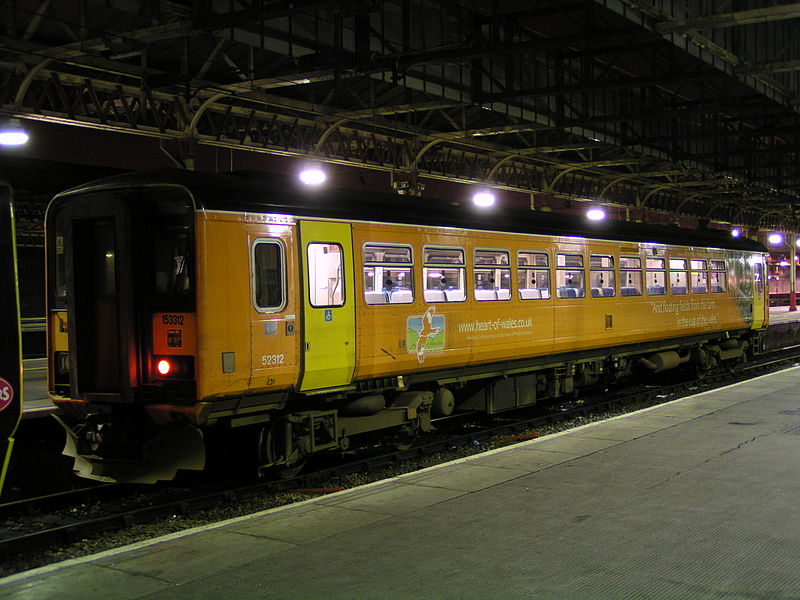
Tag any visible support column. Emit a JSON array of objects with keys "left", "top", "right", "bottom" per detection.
[{"left": 790, "top": 235, "right": 797, "bottom": 311}]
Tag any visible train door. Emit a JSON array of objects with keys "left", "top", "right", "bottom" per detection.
[
  {"left": 298, "top": 220, "right": 356, "bottom": 391},
  {"left": 752, "top": 254, "right": 766, "bottom": 329},
  {"left": 48, "top": 190, "right": 143, "bottom": 404}
]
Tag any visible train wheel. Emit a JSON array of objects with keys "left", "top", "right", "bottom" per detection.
[
  {"left": 384, "top": 424, "right": 418, "bottom": 451},
  {"left": 258, "top": 420, "right": 307, "bottom": 479}
]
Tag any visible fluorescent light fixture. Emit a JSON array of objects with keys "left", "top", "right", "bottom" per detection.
[
  {"left": 298, "top": 164, "right": 326, "bottom": 186},
  {"left": 472, "top": 190, "right": 496, "bottom": 208},
  {"left": 586, "top": 207, "right": 606, "bottom": 221},
  {"left": 768, "top": 232, "right": 784, "bottom": 245},
  {"left": 0, "top": 119, "right": 29, "bottom": 146}
]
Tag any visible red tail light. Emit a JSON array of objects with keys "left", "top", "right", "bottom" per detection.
[
  {"left": 156, "top": 359, "right": 172, "bottom": 376},
  {"left": 153, "top": 356, "right": 194, "bottom": 380}
]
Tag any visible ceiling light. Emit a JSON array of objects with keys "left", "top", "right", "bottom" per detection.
[
  {"left": 586, "top": 207, "right": 606, "bottom": 221},
  {"left": 472, "top": 190, "right": 496, "bottom": 208},
  {"left": 298, "top": 164, "right": 326, "bottom": 186},
  {"left": 768, "top": 232, "right": 783, "bottom": 245},
  {"left": 0, "top": 119, "right": 29, "bottom": 146}
]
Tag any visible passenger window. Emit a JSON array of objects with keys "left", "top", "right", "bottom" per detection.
[
  {"left": 253, "top": 240, "right": 285, "bottom": 311},
  {"left": 619, "top": 256, "right": 643, "bottom": 296},
  {"left": 690, "top": 259, "right": 708, "bottom": 294},
  {"left": 589, "top": 255, "right": 615, "bottom": 297},
  {"left": 669, "top": 258, "right": 688, "bottom": 295},
  {"left": 307, "top": 243, "right": 344, "bottom": 307},
  {"left": 556, "top": 253, "right": 585, "bottom": 298},
  {"left": 362, "top": 244, "right": 413, "bottom": 305},
  {"left": 474, "top": 249, "right": 511, "bottom": 301},
  {"left": 646, "top": 257, "right": 666, "bottom": 295},
  {"left": 710, "top": 260, "right": 727, "bottom": 293},
  {"left": 423, "top": 246, "right": 465, "bottom": 302},
  {"left": 518, "top": 251, "right": 550, "bottom": 300}
]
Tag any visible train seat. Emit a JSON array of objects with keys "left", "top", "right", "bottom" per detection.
[
  {"left": 620, "top": 286, "right": 639, "bottom": 297},
  {"left": 647, "top": 285, "right": 666, "bottom": 295},
  {"left": 557, "top": 286, "right": 579, "bottom": 298},
  {"left": 389, "top": 290, "right": 413, "bottom": 303},
  {"left": 602, "top": 287, "right": 615, "bottom": 297},
  {"left": 591, "top": 287, "right": 603, "bottom": 298},
  {"left": 365, "top": 291, "right": 390, "bottom": 304},
  {"left": 692, "top": 286, "right": 708, "bottom": 294},
  {"left": 671, "top": 286, "right": 687, "bottom": 295},
  {"left": 424, "top": 289, "right": 446, "bottom": 302},
  {"left": 496, "top": 289, "right": 511, "bottom": 300},
  {"left": 475, "top": 289, "right": 497, "bottom": 301},
  {"left": 519, "top": 288, "right": 541, "bottom": 300},
  {"left": 446, "top": 289, "right": 466, "bottom": 302}
]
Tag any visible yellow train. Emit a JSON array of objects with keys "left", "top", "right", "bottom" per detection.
[{"left": 46, "top": 170, "right": 768, "bottom": 482}]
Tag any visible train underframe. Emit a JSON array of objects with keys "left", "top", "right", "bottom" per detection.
[{"left": 57, "top": 328, "right": 761, "bottom": 483}]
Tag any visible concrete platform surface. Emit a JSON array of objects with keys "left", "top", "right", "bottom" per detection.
[
  {"left": 5, "top": 368, "right": 800, "bottom": 599},
  {"left": 768, "top": 305, "right": 800, "bottom": 324}
]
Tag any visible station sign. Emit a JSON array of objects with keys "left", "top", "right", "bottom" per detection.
[{"left": 0, "top": 182, "right": 22, "bottom": 495}]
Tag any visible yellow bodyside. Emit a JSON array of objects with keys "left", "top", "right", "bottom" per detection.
[
  {"left": 195, "top": 212, "right": 301, "bottom": 401},
  {"left": 351, "top": 222, "right": 762, "bottom": 381}
]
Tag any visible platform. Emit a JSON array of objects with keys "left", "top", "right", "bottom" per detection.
[
  {"left": 4, "top": 367, "right": 800, "bottom": 598},
  {"left": 768, "top": 304, "right": 800, "bottom": 325}
]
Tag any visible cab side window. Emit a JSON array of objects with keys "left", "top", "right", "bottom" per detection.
[
  {"left": 253, "top": 240, "right": 285, "bottom": 311},
  {"left": 363, "top": 244, "right": 414, "bottom": 305},
  {"left": 518, "top": 251, "right": 550, "bottom": 300}
]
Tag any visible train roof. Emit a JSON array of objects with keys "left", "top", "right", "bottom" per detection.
[{"left": 57, "top": 168, "right": 767, "bottom": 253}]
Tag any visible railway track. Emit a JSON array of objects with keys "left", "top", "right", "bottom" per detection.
[{"left": 2, "top": 347, "right": 799, "bottom": 572}]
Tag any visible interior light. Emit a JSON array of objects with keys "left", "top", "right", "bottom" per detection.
[
  {"left": 586, "top": 207, "right": 606, "bottom": 221},
  {"left": 472, "top": 190, "right": 496, "bottom": 208},
  {"left": 0, "top": 119, "right": 29, "bottom": 146},
  {"left": 731, "top": 227, "right": 741, "bottom": 238},
  {"left": 156, "top": 359, "right": 172, "bottom": 376},
  {"left": 768, "top": 232, "right": 784, "bottom": 245},
  {"left": 299, "top": 165, "right": 326, "bottom": 186}
]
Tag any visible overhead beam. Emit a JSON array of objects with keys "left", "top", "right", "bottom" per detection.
[
  {"left": 654, "top": 4, "right": 800, "bottom": 34},
  {"left": 737, "top": 59, "right": 800, "bottom": 75},
  {"left": 479, "top": 70, "right": 720, "bottom": 103}
]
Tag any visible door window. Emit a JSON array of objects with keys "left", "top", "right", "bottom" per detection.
[
  {"left": 253, "top": 240, "right": 285, "bottom": 311},
  {"left": 308, "top": 243, "right": 344, "bottom": 307}
]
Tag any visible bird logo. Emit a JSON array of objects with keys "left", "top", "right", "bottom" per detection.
[{"left": 415, "top": 306, "right": 442, "bottom": 364}]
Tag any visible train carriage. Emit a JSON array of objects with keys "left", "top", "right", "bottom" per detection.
[{"left": 45, "top": 170, "right": 768, "bottom": 482}]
